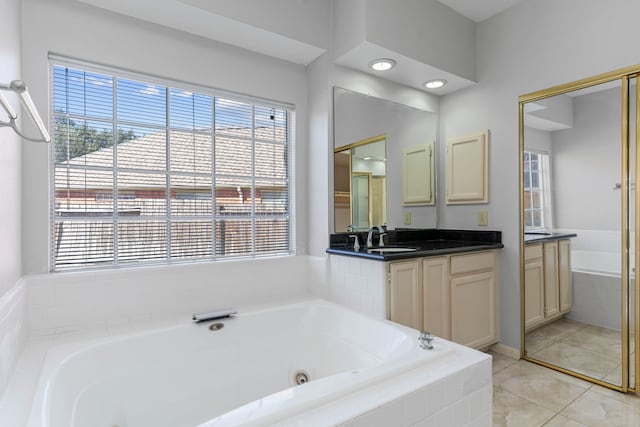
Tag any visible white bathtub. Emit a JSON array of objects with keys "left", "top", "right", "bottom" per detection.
[
  {"left": 572, "top": 250, "right": 621, "bottom": 277},
  {"left": 26, "top": 299, "right": 472, "bottom": 427},
  {"left": 568, "top": 250, "right": 634, "bottom": 331}
]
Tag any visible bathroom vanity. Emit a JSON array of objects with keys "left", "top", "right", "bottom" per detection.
[
  {"left": 326, "top": 229, "right": 503, "bottom": 350},
  {"left": 523, "top": 233, "right": 576, "bottom": 332}
]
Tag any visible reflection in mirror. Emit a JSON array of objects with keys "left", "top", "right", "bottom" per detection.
[
  {"left": 333, "top": 87, "right": 438, "bottom": 232},
  {"left": 523, "top": 78, "right": 628, "bottom": 388},
  {"left": 334, "top": 136, "right": 386, "bottom": 231}
]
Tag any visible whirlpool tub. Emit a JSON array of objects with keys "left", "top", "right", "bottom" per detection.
[{"left": 26, "top": 299, "right": 491, "bottom": 427}]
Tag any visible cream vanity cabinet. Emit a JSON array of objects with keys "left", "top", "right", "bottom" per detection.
[
  {"left": 387, "top": 250, "right": 499, "bottom": 350},
  {"left": 388, "top": 260, "right": 422, "bottom": 329},
  {"left": 524, "top": 239, "right": 572, "bottom": 332}
]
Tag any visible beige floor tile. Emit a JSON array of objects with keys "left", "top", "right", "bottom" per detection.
[
  {"left": 601, "top": 363, "right": 623, "bottom": 387},
  {"left": 581, "top": 324, "right": 621, "bottom": 341},
  {"left": 493, "top": 386, "right": 556, "bottom": 427},
  {"left": 493, "top": 362, "right": 589, "bottom": 412},
  {"left": 551, "top": 318, "right": 590, "bottom": 333},
  {"left": 525, "top": 334, "right": 556, "bottom": 354},
  {"left": 531, "top": 341, "right": 620, "bottom": 380},
  {"left": 561, "top": 329, "right": 622, "bottom": 356},
  {"left": 560, "top": 388, "right": 640, "bottom": 427},
  {"left": 590, "top": 383, "right": 640, "bottom": 405},
  {"left": 526, "top": 323, "right": 574, "bottom": 342},
  {"left": 542, "top": 414, "right": 587, "bottom": 427},
  {"left": 489, "top": 351, "right": 518, "bottom": 374}
]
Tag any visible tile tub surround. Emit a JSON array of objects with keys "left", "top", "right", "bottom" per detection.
[
  {"left": 1, "top": 301, "right": 492, "bottom": 427},
  {"left": 0, "top": 280, "right": 27, "bottom": 401},
  {"left": 328, "top": 254, "right": 388, "bottom": 319},
  {"left": 25, "top": 256, "right": 319, "bottom": 336}
]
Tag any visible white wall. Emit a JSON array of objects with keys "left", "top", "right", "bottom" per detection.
[
  {"left": 439, "top": 0, "right": 640, "bottom": 349},
  {"left": 21, "top": 0, "right": 309, "bottom": 273},
  {"left": 552, "top": 88, "right": 621, "bottom": 231},
  {"left": 0, "top": 0, "right": 27, "bottom": 401},
  {"left": 365, "top": 0, "right": 476, "bottom": 81},
  {"left": 332, "top": 0, "right": 476, "bottom": 81},
  {"left": 523, "top": 127, "right": 551, "bottom": 153}
]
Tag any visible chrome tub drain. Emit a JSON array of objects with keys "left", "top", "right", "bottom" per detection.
[{"left": 294, "top": 370, "right": 310, "bottom": 385}]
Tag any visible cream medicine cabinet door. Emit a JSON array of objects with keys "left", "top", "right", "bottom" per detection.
[
  {"left": 446, "top": 130, "right": 489, "bottom": 204},
  {"left": 402, "top": 142, "right": 434, "bottom": 205}
]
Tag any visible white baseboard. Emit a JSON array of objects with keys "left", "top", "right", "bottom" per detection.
[{"left": 489, "top": 342, "right": 521, "bottom": 360}]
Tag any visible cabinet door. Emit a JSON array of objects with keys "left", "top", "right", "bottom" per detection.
[
  {"left": 422, "top": 257, "right": 450, "bottom": 339},
  {"left": 402, "top": 143, "right": 434, "bottom": 205},
  {"left": 543, "top": 241, "right": 560, "bottom": 318},
  {"left": 558, "top": 239, "right": 572, "bottom": 313},
  {"left": 524, "top": 259, "right": 545, "bottom": 330},
  {"left": 445, "top": 130, "right": 489, "bottom": 204},
  {"left": 451, "top": 271, "right": 497, "bottom": 349},
  {"left": 388, "top": 260, "right": 422, "bottom": 329}
]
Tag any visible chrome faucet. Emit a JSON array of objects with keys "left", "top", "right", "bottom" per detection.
[
  {"left": 418, "top": 331, "right": 434, "bottom": 350},
  {"left": 366, "top": 226, "right": 385, "bottom": 248},
  {"left": 348, "top": 234, "right": 360, "bottom": 251}
]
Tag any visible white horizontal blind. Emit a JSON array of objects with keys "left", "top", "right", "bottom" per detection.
[{"left": 50, "top": 63, "right": 291, "bottom": 271}]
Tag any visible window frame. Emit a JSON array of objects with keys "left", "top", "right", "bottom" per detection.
[
  {"left": 523, "top": 149, "right": 553, "bottom": 230},
  {"left": 49, "top": 56, "right": 295, "bottom": 272}
]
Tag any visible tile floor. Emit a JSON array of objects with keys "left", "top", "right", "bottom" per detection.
[
  {"left": 490, "top": 352, "right": 640, "bottom": 426},
  {"left": 524, "top": 318, "right": 633, "bottom": 385}
]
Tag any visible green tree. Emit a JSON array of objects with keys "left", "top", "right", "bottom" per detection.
[{"left": 54, "top": 113, "right": 136, "bottom": 163}]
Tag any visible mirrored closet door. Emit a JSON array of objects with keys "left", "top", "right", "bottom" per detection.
[{"left": 520, "top": 66, "right": 640, "bottom": 392}]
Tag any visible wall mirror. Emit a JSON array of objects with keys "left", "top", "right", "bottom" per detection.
[
  {"left": 333, "top": 87, "right": 438, "bottom": 232},
  {"left": 520, "top": 66, "right": 640, "bottom": 393}
]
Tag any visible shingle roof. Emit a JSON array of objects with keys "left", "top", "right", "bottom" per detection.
[{"left": 56, "top": 127, "right": 287, "bottom": 190}]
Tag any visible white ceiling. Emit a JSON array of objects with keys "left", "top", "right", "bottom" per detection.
[
  {"left": 437, "top": 0, "right": 525, "bottom": 22},
  {"left": 333, "top": 41, "right": 476, "bottom": 96},
  {"left": 77, "top": 0, "right": 326, "bottom": 65},
  {"left": 77, "top": 0, "right": 527, "bottom": 95}
]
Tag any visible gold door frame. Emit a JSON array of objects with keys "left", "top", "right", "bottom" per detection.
[{"left": 519, "top": 64, "right": 640, "bottom": 393}]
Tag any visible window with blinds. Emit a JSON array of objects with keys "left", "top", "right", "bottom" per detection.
[{"left": 51, "top": 63, "right": 292, "bottom": 271}]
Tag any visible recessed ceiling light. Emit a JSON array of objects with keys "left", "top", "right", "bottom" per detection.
[
  {"left": 369, "top": 58, "right": 396, "bottom": 71},
  {"left": 363, "top": 156, "right": 372, "bottom": 160},
  {"left": 424, "top": 79, "right": 447, "bottom": 89}
]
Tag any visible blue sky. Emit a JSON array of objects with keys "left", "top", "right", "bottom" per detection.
[{"left": 52, "top": 66, "right": 286, "bottom": 141}]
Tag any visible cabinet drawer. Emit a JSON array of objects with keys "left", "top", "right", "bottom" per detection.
[
  {"left": 524, "top": 244, "right": 543, "bottom": 261},
  {"left": 450, "top": 251, "right": 495, "bottom": 275}
]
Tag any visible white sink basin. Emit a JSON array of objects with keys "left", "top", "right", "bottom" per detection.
[{"left": 367, "top": 247, "right": 418, "bottom": 253}]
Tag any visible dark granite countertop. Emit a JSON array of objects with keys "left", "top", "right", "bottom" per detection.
[
  {"left": 524, "top": 232, "right": 577, "bottom": 244},
  {"left": 326, "top": 229, "right": 503, "bottom": 261}
]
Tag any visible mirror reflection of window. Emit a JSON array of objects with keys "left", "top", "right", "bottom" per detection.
[{"left": 523, "top": 150, "right": 552, "bottom": 229}]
